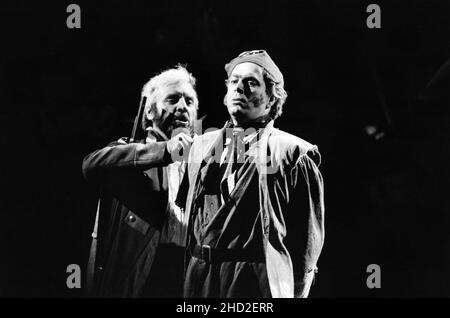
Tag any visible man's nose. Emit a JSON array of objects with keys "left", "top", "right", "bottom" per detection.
[
  {"left": 234, "top": 79, "right": 244, "bottom": 94},
  {"left": 175, "top": 97, "right": 188, "bottom": 112}
]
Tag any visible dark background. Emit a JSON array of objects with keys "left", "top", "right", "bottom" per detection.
[{"left": 1, "top": 0, "right": 449, "bottom": 297}]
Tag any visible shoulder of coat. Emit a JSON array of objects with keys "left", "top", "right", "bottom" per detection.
[
  {"left": 269, "top": 128, "right": 317, "bottom": 155},
  {"left": 193, "top": 128, "right": 221, "bottom": 147}
]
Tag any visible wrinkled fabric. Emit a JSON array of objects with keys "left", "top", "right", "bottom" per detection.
[
  {"left": 180, "top": 121, "right": 325, "bottom": 298},
  {"left": 82, "top": 130, "right": 187, "bottom": 297}
]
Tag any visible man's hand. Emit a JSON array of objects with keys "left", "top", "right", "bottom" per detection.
[{"left": 166, "top": 132, "right": 193, "bottom": 162}]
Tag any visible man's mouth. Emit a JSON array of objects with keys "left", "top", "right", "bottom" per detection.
[
  {"left": 232, "top": 98, "right": 246, "bottom": 106},
  {"left": 173, "top": 117, "right": 189, "bottom": 127}
]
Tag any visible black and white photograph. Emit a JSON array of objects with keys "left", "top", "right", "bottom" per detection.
[{"left": 2, "top": 0, "right": 450, "bottom": 303}]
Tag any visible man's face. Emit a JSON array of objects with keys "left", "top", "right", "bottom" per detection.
[
  {"left": 225, "top": 62, "right": 271, "bottom": 125},
  {"left": 148, "top": 81, "right": 198, "bottom": 137}
]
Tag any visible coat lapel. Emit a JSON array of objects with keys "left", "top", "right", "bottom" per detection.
[{"left": 192, "top": 126, "right": 226, "bottom": 197}]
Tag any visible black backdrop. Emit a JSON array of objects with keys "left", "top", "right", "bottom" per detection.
[{"left": 2, "top": 0, "right": 450, "bottom": 297}]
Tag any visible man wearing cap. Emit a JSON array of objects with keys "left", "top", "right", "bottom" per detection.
[{"left": 178, "top": 50, "right": 325, "bottom": 298}]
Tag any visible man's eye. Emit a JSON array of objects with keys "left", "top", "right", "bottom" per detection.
[{"left": 166, "top": 96, "right": 179, "bottom": 104}]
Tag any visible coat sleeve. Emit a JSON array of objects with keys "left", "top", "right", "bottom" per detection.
[
  {"left": 82, "top": 138, "right": 170, "bottom": 183},
  {"left": 81, "top": 138, "right": 171, "bottom": 226},
  {"left": 284, "top": 147, "right": 325, "bottom": 298}
]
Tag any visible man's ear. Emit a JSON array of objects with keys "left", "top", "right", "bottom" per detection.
[
  {"left": 266, "top": 95, "right": 276, "bottom": 109},
  {"left": 145, "top": 103, "right": 156, "bottom": 121}
]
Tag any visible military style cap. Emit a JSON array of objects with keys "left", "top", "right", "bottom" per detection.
[{"left": 224, "top": 50, "right": 284, "bottom": 85}]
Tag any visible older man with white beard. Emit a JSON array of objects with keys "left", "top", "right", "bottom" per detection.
[{"left": 82, "top": 65, "right": 198, "bottom": 297}]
